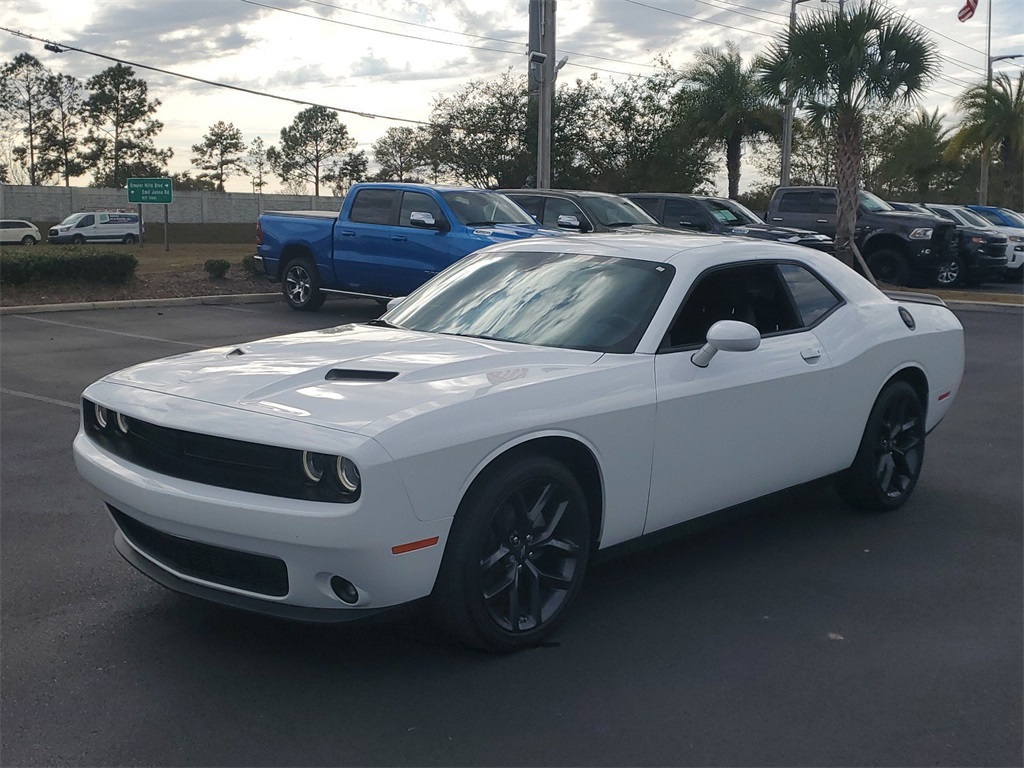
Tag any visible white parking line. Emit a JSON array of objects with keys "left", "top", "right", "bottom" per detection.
[
  {"left": 7, "top": 315, "right": 204, "bottom": 348},
  {"left": 1, "top": 388, "right": 80, "bottom": 410}
]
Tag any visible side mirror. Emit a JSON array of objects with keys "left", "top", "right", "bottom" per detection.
[
  {"left": 557, "top": 214, "right": 584, "bottom": 230},
  {"left": 386, "top": 296, "right": 406, "bottom": 312},
  {"left": 691, "top": 320, "right": 760, "bottom": 368},
  {"left": 409, "top": 211, "right": 438, "bottom": 229}
]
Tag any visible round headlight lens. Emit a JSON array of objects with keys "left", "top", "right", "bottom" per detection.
[
  {"left": 94, "top": 403, "right": 109, "bottom": 429},
  {"left": 335, "top": 457, "right": 361, "bottom": 494},
  {"left": 301, "top": 451, "right": 328, "bottom": 483},
  {"left": 115, "top": 412, "right": 130, "bottom": 434}
]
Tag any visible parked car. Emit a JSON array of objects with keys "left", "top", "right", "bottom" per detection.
[
  {"left": 75, "top": 232, "right": 964, "bottom": 652},
  {"left": 963, "top": 205, "right": 1024, "bottom": 281},
  {"left": 255, "top": 183, "right": 560, "bottom": 311},
  {"left": 623, "top": 192, "right": 833, "bottom": 251},
  {"left": 889, "top": 202, "right": 1008, "bottom": 287},
  {"left": 498, "top": 188, "right": 668, "bottom": 233},
  {"left": 0, "top": 219, "right": 42, "bottom": 245},
  {"left": 47, "top": 210, "right": 142, "bottom": 244},
  {"left": 765, "top": 186, "right": 958, "bottom": 287}
]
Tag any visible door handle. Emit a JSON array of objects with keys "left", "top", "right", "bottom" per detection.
[
  {"left": 339, "top": 230, "right": 356, "bottom": 237},
  {"left": 801, "top": 347, "right": 822, "bottom": 362},
  {"left": 391, "top": 235, "right": 407, "bottom": 242},
  {"left": 771, "top": 217, "right": 783, "bottom": 221},
  {"left": 816, "top": 219, "right": 828, "bottom": 223}
]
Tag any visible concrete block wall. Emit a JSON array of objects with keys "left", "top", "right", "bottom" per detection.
[{"left": 0, "top": 185, "right": 343, "bottom": 224}]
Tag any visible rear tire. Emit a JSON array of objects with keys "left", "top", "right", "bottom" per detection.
[
  {"left": 123, "top": 234, "right": 137, "bottom": 245},
  {"left": 866, "top": 249, "right": 910, "bottom": 286},
  {"left": 835, "top": 380, "right": 925, "bottom": 512},
  {"left": 282, "top": 257, "right": 325, "bottom": 311},
  {"left": 432, "top": 454, "right": 591, "bottom": 652}
]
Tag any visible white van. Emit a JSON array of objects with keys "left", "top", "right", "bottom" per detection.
[{"left": 48, "top": 211, "right": 143, "bottom": 245}]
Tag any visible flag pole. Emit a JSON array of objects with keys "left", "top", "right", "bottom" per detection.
[{"left": 978, "top": 0, "right": 993, "bottom": 205}]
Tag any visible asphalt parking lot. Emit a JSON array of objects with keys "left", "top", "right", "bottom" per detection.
[{"left": 1, "top": 297, "right": 1021, "bottom": 767}]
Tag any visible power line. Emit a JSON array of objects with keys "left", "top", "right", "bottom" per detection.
[
  {"left": 623, "top": 0, "right": 776, "bottom": 38},
  {"left": 0, "top": 26, "right": 429, "bottom": 125},
  {"left": 688, "top": 0, "right": 786, "bottom": 26}
]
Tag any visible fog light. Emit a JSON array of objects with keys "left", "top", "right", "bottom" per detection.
[{"left": 330, "top": 575, "right": 359, "bottom": 604}]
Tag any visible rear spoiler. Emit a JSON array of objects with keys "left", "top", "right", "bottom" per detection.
[{"left": 883, "top": 290, "right": 947, "bottom": 307}]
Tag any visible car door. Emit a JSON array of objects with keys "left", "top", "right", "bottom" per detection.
[
  {"left": 664, "top": 198, "right": 712, "bottom": 232},
  {"left": 541, "top": 196, "right": 592, "bottom": 231},
  {"left": 384, "top": 190, "right": 457, "bottom": 295},
  {"left": 332, "top": 187, "right": 401, "bottom": 294},
  {"left": 645, "top": 261, "right": 838, "bottom": 534},
  {"left": 769, "top": 190, "right": 821, "bottom": 232}
]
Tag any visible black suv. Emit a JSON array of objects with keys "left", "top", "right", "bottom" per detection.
[
  {"left": 622, "top": 192, "right": 833, "bottom": 252},
  {"left": 499, "top": 189, "right": 669, "bottom": 233},
  {"left": 889, "top": 202, "right": 1007, "bottom": 287},
  {"left": 765, "top": 186, "right": 958, "bottom": 287}
]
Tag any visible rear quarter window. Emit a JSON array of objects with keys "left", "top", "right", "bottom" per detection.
[
  {"left": 350, "top": 189, "right": 398, "bottom": 225},
  {"left": 777, "top": 192, "right": 816, "bottom": 213},
  {"left": 778, "top": 263, "right": 841, "bottom": 326}
]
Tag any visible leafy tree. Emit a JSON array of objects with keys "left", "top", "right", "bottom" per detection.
[
  {"left": 191, "top": 120, "right": 246, "bottom": 191},
  {"left": 36, "top": 73, "right": 87, "bottom": 186},
  {"left": 551, "top": 75, "right": 607, "bottom": 188},
  {"left": 325, "top": 150, "right": 369, "bottom": 196},
  {"left": 269, "top": 106, "right": 355, "bottom": 196},
  {"left": 372, "top": 126, "right": 424, "bottom": 181},
  {"left": 81, "top": 64, "right": 171, "bottom": 187},
  {"left": 0, "top": 54, "right": 50, "bottom": 185},
  {"left": 677, "top": 43, "right": 778, "bottom": 199},
  {"left": 948, "top": 72, "right": 1024, "bottom": 210},
  {"left": 170, "top": 171, "right": 217, "bottom": 191},
  {"left": 870, "top": 108, "right": 952, "bottom": 201},
  {"left": 247, "top": 136, "right": 270, "bottom": 192},
  {"left": 759, "top": 1, "right": 938, "bottom": 265}
]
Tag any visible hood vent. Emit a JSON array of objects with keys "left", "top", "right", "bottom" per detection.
[
  {"left": 227, "top": 348, "right": 246, "bottom": 357},
  {"left": 325, "top": 369, "right": 399, "bottom": 382}
]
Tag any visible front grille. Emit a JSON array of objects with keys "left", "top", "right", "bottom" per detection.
[
  {"left": 110, "top": 505, "right": 289, "bottom": 597},
  {"left": 932, "top": 223, "right": 958, "bottom": 256},
  {"left": 83, "top": 400, "right": 353, "bottom": 502}
]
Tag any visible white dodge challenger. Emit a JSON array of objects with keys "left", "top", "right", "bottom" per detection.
[{"left": 74, "top": 233, "right": 964, "bottom": 651}]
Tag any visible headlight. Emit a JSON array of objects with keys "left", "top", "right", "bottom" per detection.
[
  {"left": 1009, "top": 235, "right": 1024, "bottom": 243},
  {"left": 969, "top": 236, "right": 986, "bottom": 244},
  {"left": 115, "top": 412, "right": 130, "bottom": 434},
  {"left": 94, "top": 403, "right": 110, "bottom": 429},
  {"left": 59, "top": 226, "right": 70, "bottom": 232},
  {"left": 909, "top": 228, "right": 933, "bottom": 240},
  {"left": 301, "top": 450, "right": 361, "bottom": 500},
  {"left": 336, "top": 457, "right": 361, "bottom": 494},
  {"left": 301, "top": 451, "right": 328, "bottom": 482}
]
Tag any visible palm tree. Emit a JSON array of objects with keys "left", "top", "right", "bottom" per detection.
[
  {"left": 948, "top": 72, "right": 1024, "bottom": 210},
  {"left": 678, "top": 43, "right": 778, "bottom": 200},
  {"left": 758, "top": 1, "right": 938, "bottom": 265},
  {"left": 873, "top": 108, "right": 952, "bottom": 201}
]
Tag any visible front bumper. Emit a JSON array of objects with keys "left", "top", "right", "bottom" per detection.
[
  {"left": 74, "top": 428, "right": 451, "bottom": 617},
  {"left": 1006, "top": 244, "right": 1024, "bottom": 273}
]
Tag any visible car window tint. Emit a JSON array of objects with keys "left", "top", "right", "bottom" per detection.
[
  {"left": 510, "top": 195, "right": 543, "bottom": 219},
  {"left": 542, "top": 197, "right": 587, "bottom": 227},
  {"left": 972, "top": 208, "right": 1003, "bottom": 226},
  {"left": 629, "top": 197, "right": 661, "bottom": 218},
  {"left": 350, "top": 189, "right": 398, "bottom": 225},
  {"left": 664, "top": 199, "right": 704, "bottom": 225},
  {"left": 929, "top": 207, "right": 957, "bottom": 223},
  {"left": 78, "top": 215, "right": 95, "bottom": 227},
  {"left": 818, "top": 192, "right": 837, "bottom": 214},
  {"left": 666, "top": 264, "right": 801, "bottom": 348},
  {"left": 0, "top": 222, "right": 13, "bottom": 229},
  {"left": 398, "top": 191, "right": 442, "bottom": 226},
  {"left": 778, "top": 264, "right": 840, "bottom": 326},
  {"left": 778, "top": 192, "right": 815, "bottom": 213}
]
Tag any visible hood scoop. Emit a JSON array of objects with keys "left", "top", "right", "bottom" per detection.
[
  {"left": 227, "top": 347, "right": 246, "bottom": 357},
  {"left": 325, "top": 369, "right": 399, "bottom": 383}
]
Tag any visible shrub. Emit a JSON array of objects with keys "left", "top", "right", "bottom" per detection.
[
  {"left": 204, "top": 258, "right": 231, "bottom": 278},
  {"left": 241, "top": 253, "right": 259, "bottom": 274},
  {"left": 0, "top": 249, "right": 138, "bottom": 285}
]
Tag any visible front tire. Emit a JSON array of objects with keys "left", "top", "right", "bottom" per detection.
[
  {"left": 433, "top": 454, "right": 592, "bottom": 652},
  {"left": 20, "top": 235, "right": 36, "bottom": 246},
  {"left": 935, "top": 255, "right": 965, "bottom": 287},
  {"left": 71, "top": 234, "right": 85, "bottom": 245},
  {"left": 282, "top": 257, "right": 325, "bottom": 311},
  {"left": 835, "top": 380, "right": 925, "bottom": 512},
  {"left": 866, "top": 249, "right": 910, "bottom": 286}
]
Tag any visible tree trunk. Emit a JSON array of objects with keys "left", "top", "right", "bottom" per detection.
[
  {"left": 834, "top": 110, "right": 862, "bottom": 268},
  {"left": 726, "top": 134, "right": 742, "bottom": 200}
]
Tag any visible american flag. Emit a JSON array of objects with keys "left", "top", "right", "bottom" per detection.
[{"left": 958, "top": 0, "right": 978, "bottom": 22}]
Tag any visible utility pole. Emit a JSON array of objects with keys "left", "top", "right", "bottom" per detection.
[
  {"left": 780, "top": 0, "right": 815, "bottom": 187},
  {"left": 529, "top": 0, "right": 559, "bottom": 189}
]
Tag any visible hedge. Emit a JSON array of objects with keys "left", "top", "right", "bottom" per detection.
[{"left": 0, "top": 249, "right": 138, "bottom": 285}]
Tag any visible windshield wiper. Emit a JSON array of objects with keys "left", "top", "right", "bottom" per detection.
[
  {"left": 606, "top": 222, "right": 641, "bottom": 228},
  {"left": 464, "top": 220, "right": 503, "bottom": 226},
  {"left": 367, "top": 318, "right": 398, "bottom": 328}
]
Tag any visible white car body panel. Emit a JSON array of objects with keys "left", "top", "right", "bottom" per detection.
[{"left": 74, "top": 233, "right": 965, "bottom": 618}]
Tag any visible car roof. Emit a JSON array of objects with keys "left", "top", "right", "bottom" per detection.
[{"left": 499, "top": 189, "right": 624, "bottom": 199}]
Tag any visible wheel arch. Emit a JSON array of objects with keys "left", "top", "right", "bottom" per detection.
[
  {"left": 882, "top": 364, "right": 929, "bottom": 420},
  {"left": 861, "top": 233, "right": 910, "bottom": 258},
  {"left": 461, "top": 433, "right": 605, "bottom": 550},
  {"left": 277, "top": 243, "right": 317, "bottom": 279}
]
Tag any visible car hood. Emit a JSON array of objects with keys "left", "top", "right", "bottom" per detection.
[
  {"left": 103, "top": 324, "right": 603, "bottom": 434},
  {"left": 472, "top": 223, "right": 564, "bottom": 240},
  {"left": 725, "top": 223, "right": 832, "bottom": 242}
]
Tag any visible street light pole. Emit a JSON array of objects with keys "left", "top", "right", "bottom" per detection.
[
  {"left": 780, "top": 0, "right": 815, "bottom": 187},
  {"left": 979, "top": 53, "right": 1023, "bottom": 205}
]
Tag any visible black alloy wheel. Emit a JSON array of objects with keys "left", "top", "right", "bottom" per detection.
[
  {"left": 935, "top": 256, "right": 965, "bottom": 287},
  {"left": 282, "top": 257, "right": 325, "bottom": 311},
  {"left": 836, "top": 380, "right": 925, "bottom": 512},
  {"left": 866, "top": 249, "right": 910, "bottom": 286},
  {"left": 434, "top": 454, "right": 591, "bottom": 651}
]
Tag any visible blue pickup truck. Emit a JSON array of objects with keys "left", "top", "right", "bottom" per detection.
[{"left": 255, "top": 182, "right": 559, "bottom": 310}]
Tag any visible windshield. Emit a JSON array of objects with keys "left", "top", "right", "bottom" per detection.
[
  {"left": 858, "top": 191, "right": 894, "bottom": 212},
  {"left": 442, "top": 191, "right": 538, "bottom": 226},
  {"left": 384, "top": 250, "right": 674, "bottom": 353},
  {"left": 1001, "top": 209, "right": 1024, "bottom": 227},
  {"left": 705, "top": 198, "right": 762, "bottom": 226},
  {"left": 954, "top": 207, "right": 994, "bottom": 228},
  {"left": 583, "top": 196, "right": 659, "bottom": 227},
  {"left": 58, "top": 213, "right": 85, "bottom": 226}
]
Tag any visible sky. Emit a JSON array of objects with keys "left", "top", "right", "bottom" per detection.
[{"left": 1, "top": 0, "right": 1022, "bottom": 194}]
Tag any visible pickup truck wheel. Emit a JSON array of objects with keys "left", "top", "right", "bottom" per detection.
[
  {"left": 282, "top": 257, "right": 325, "bottom": 311},
  {"left": 866, "top": 249, "right": 910, "bottom": 286},
  {"left": 935, "top": 255, "right": 965, "bottom": 287}
]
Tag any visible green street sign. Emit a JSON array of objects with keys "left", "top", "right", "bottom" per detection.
[{"left": 127, "top": 177, "right": 173, "bottom": 204}]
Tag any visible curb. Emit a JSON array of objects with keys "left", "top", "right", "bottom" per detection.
[{"left": 0, "top": 292, "right": 282, "bottom": 315}]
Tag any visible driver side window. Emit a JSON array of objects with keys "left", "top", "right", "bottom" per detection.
[
  {"left": 542, "top": 197, "right": 588, "bottom": 227},
  {"left": 664, "top": 264, "right": 801, "bottom": 349}
]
